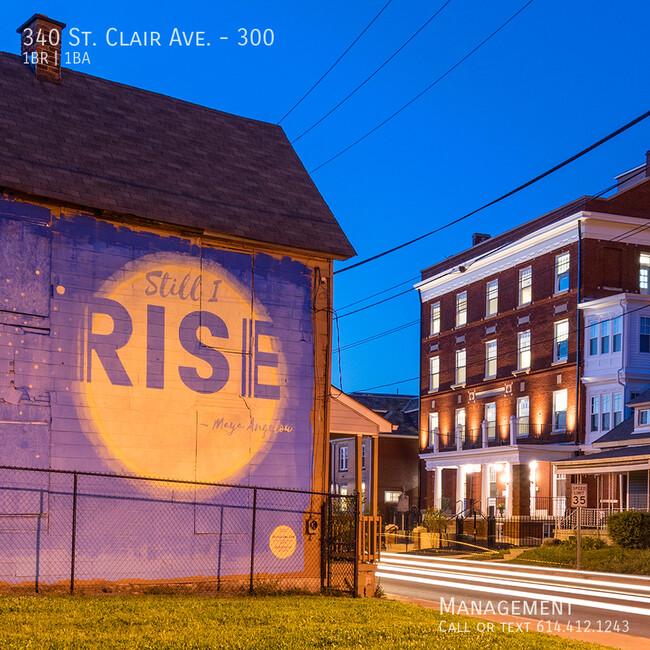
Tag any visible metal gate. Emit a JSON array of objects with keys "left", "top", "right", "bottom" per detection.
[{"left": 321, "top": 494, "right": 358, "bottom": 595}]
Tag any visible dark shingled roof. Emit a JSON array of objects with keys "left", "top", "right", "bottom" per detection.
[
  {"left": 0, "top": 52, "right": 355, "bottom": 259},
  {"left": 558, "top": 445, "right": 650, "bottom": 463},
  {"left": 628, "top": 387, "right": 650, "bottom": 406},
  {"left": 592, "top": 416, "right": 636, "bottom": 443},
  {"left": 350, "top": 392, "right": 418, "bottom": 437}
]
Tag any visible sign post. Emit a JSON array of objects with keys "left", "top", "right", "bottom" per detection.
[{"left": 571, "top": 483, "right": 587, "bottom": 570}]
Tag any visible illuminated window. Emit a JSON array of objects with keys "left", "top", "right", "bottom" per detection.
[
  {"left": 517, "top": 330, "right": 531, "bottom": 370},
  {"left": 486, "top": 280, "right": 498, "bottom": 317},
  {"left": 485, "top": 340, "right": 497, "bottom": 378},
  {"left": 455, "top": 348, "right": 466, "bottom": 384},
  {"left": 641, "top": 317, "right": 650, "bottom": 353},
  {"left": 614, "top": 393, "right": 623, "bottom": 426},
  {"left": 589, "top": 323, "right": 598, "bottom": 356},
  {"left": 613, "top": 316, "right": 622, "bottom": 352},
  {"left": 590, "top": 396, "right": 599, "bottom": 432},
  {"left": 339, "top": 446, "right": 348, "bottom": 472},
  {"left": 517, "top": 396, "right": 529, "bottom": 437},
  {"left": 601, "top": 394, "right": 611, "bottom": 432},
  {"left": 429, "top": 356, "right": 440, "bottom": 392},
  {"left": 553, "top": 389, "right": 567, "bottom": 431},
  {"left": 555, "top": 253, "right": 570, "bottom": 293},
  {"left": 338, "top": 485, "right": 348, "bottom": 496},
  {"left": 384, "top": 491, "right": 401, "bottom": 503},
  {"left": 455, "top": 408, "right": 466, "bottom": 437},
  {"left": 361, "top": 443, "right": 366, "bottom": 470},
  {"left": 456, "top": 292, "right": 467, "bottom": 327},
  {"left": 640, "top": 253, "right": 650, "bottom": 294},
  {"left": 428, "top": 412, "right": 439, "bottom": 447},
  {"left": 430, "top": 302, "right": 441, "bottom": 336},
  {"left": 485, "top": 402, "right": 496, "bottom": 439},
  {"left": 640, "top": 409, "right": 650, "bottom": 426},
  {"left": 518, "top": 267, "right": 532, "bottom": 306},
  {"left": 601, "top": 320, "right": 610, "bottom": 354},
  {"left": 554, "top": 320, "right": 569, "bottom": 362}
]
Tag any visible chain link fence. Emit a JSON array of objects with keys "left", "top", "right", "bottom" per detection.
[{"left": 0, "top": 466, "right": 356, "bottom": 595}]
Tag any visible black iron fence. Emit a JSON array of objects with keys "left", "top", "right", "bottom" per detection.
[{"left": 0, "top": 465, "right": 358, "bottom": 595}]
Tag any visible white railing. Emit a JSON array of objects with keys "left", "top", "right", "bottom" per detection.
[{"left": 557, "top": 508, "right": 609, "bottom": 530}]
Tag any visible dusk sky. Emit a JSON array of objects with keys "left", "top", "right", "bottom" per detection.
[{"left": 2, "top": 0, "right": 649, "bottom": 396}]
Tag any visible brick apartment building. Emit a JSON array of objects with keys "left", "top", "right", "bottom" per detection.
[
  {"left": 0, "top": 14, "right": 354, "bottom": 590},
  {"left": 417, "top": 156, "right": 650, "bottom": 517}
]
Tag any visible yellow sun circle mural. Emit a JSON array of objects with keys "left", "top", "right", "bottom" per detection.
[
  {"left": 79, "top": 252, "right": 287, "bottom": 486},
  {"left": 269, "top": 525, "right": 297, "bottom": 559}
]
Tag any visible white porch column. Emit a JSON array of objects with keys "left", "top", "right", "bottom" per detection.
[
  {"left": 509, "top": 415, "right": 517, "bottom": 445},
  {"left": 505, "top": 462, "right": 513, "bottom": 517},
  {"left": 456, "top": 426, "right": 462, "bottom": 451},
  {"left": 433, "top": 427, "right": 439, "bottom": 453},
  {"left": 456, "top": 465, "right": 464, "bottom": 514},
  {"left": 434, "top": 467, "right": 443, "bottom": 510},
  {"left": 481, "top": 421, "right": 487, "bottom": 448},
  {"left": 481, "top": 463, "right": 489, "bottom": 515}
]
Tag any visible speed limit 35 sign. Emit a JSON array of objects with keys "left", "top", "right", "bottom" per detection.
[{"left": 571, "top": 483, "right": 587, "bottom": 507}]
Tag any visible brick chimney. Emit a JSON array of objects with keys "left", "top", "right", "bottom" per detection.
[
  {"left": 16, "top": 14, "right": 66, "bottom": 84},
  {"left": 472, "top": 233, "right": 491, "bottom": 246}
]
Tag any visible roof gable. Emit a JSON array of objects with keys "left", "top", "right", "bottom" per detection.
[{"left": 0, "top": 52, "right": 355, "bottom": 259}]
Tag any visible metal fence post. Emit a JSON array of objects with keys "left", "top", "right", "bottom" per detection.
[
  {"left": 249, "top": 487, "right": 258, "bottom": 593},
  {"left": 70, "top": 472, "right": 78, "bottom": 594},
  {"left": 353, "top": 494, "right": 359, "bottom": 598}
]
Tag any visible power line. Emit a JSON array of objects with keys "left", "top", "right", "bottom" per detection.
[
  {"left": 310, "top": 0, "right": 536, "bottom": 174},
  {"left": 334, "top": 319, "right": 420, "bottom": 354},
  {"left": 337, "top": 275, "right": 420, "bottom": 311},
  {"left": 334, "top": 107, "right": 650, "bottom": 275},
  {"left": 277, "top": 0, "right": 394, "bottom": 124},
  {"left": 355, "top": 300, "right": 650, "bottom": 392},
  {"left": 291, "top": 0, "right": 454, "bottom": 144}
]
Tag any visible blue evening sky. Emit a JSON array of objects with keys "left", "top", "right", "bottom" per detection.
[{"left": 2, "top": 1, "right": 649, "bottom": 396}]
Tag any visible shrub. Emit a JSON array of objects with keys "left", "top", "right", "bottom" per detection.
[
  {"left": 541, "top": 537, "right": 561, "bottom": 547},
  {"left": 422, "top": 507, "right": 448, "bottom": 534},
  {"left": 608, "top": 511, "right": 650, "bottom": 549}
]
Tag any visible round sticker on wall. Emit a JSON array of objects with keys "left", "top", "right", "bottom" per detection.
[
  {"left": 269, "top": 525, "right": 297, "bottom": 559},
  {"left": 78, "top": 252, "right": 288, "bottom": 486}
]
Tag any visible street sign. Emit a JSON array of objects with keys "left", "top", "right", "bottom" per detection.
[{"left": 571, "top": 483, "right": 587, "bottom": 508}]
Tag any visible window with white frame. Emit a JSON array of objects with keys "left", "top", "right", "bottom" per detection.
[
  {"left": 361, "top": 443, "right": 366, "bottom": 470},
  {"left": 641, "top": 317, "right": 650, "bottom": 353},
  {"left": 614, "top": 393, "right": 623, "bottom": 426},
  {"left": 485, "top": 340, "right": 497, "bottom": 378},
  {"left": 613, "top": 316, "right": 622, "bottom": 352},
  {"left": 554, "top": 320, "right": 569, "bottom": 362},
  {"left": 456, "top": 292, "right": 467, "bottom": 327},
  {"left": 428, "top": 412, "right": 439, "bottom": 447},
  {"left": 455, "top": 348, "right": 466, "bottom": 384},
  {"left": 555, "top": 252, "right": 570, "bottom": 293},
  {"left": 486, "top": 280, "right": 498, "bottom": 317},
  {"left": 488, "top": 465, "right": 498, "bottom": 498},
  {"left": 590, "top": 396, "right": 599, "bottom": 432},
  {"left": 455, "top": 408, "right": 466, "bottom": 436},
  {"left": 601, "top": 394, "right": 611, "bottom": 431},
  {"left": 589, "top": 322, "right": 598, "bottom": 355},
  {"left": 384, "top": 490, "right": 401, "bottom": 503},
  {"left": 430, "top": 302, "right": 441, "bottom": 336},
  {"left": 517, "top": 330, "right": 531, "bottom": 370},
  {"left": 640, "top": 409, "right": 650, "bottom": 426},
  {"left": 518, "top": 267, "right": 532, "bottom": 306},
  {"left": 485, "top": 402, "right": 496, "bottom": 439},
  {"left": 338, "top": 446, "right": 348, "bottom": 472},
  {"left": 553, "top": 389, "right": 568, "bottom": 431},
  {"left": 640, "top": 253, "right": 650, "bottom": 294},
  {"left": 601, "top": 320, "right": 610, "bottom": 354},
  {"left": 517, "top": 396, "right": 529, "bottom": 437},
  {"left": 429, "top": 356, "right": 440, "bottom": 392},
  {"left": 338, "top": 484, "right": 348, "bottom": 496}
]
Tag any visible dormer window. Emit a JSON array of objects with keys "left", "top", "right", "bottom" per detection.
[{"left": 639, "top": 409, "right": 650, "bottom": 426}]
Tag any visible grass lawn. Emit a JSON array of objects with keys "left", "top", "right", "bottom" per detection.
[
  {"left": 510, "top": 544, "right": 650, "bottom": 574},
  {"left": 0, "top": 595, "right": 602, "bottom": 649}
]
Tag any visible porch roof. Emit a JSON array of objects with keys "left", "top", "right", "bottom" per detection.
[{"left": 554, "top": 445, "right": 650, "bottom": 475}]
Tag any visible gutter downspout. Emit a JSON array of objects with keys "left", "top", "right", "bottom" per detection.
[
  {"left": 576, "top": 220, "right": 582, "bottom": 447},
  {"left": 617, "top": 298, "right": 626, "bottom": 417}
]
